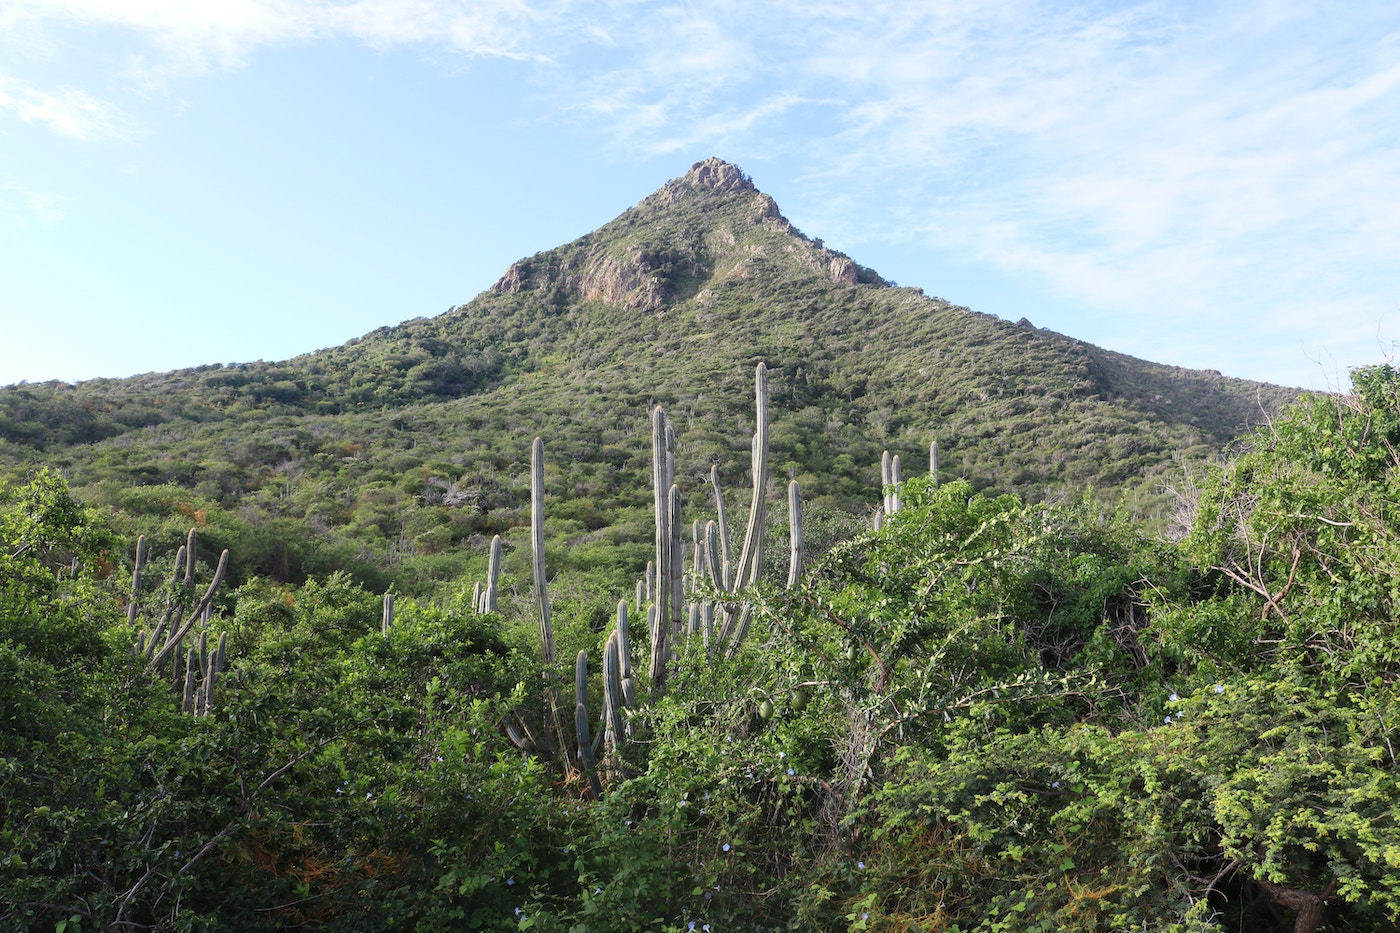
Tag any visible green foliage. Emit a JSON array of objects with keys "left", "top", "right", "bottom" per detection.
[{"left": 13, "top": 165, "right": 1400, "bottom": 933}]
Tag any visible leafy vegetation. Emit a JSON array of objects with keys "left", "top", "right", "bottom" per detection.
[
  {"left": 5, "top": 358, "right": 1399, "bottom": 930},
  {"left": 5, "top": 159, "right": 1378, "bottom": 932}
]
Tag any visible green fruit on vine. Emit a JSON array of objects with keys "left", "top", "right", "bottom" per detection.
[
  {"left": 846, "top": 644, "right": 858, "bottom": 661},
  {"left": 758, "top": 699, "right": 775, "bottom": 721},
  {"left": 791, "top": 688, "right": 809, "bottom": 711}
]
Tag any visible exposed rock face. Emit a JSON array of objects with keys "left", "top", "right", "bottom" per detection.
[
  {"left": 828, "top": 257, "right": 859, "bottom": 285},
  {"left": 684, "top": 157, "right": 755, "bottom": 193},
  {"left": 493, "top": 261, "right": 526, "bottom": 295},
  {"left": 577, "top": 251, "right": 666, "bottom": 310}
]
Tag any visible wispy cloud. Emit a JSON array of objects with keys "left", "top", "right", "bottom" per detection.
[
  {"left": 536, "top": 0, "right": 1400, "bottom": 385},
  {"left": 0, "top": 74, "right": 130, "bottom": 138}
]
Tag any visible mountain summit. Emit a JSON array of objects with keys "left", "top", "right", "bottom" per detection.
[{"left": 490, "top": 158, "right": 881, "bottom": 312}]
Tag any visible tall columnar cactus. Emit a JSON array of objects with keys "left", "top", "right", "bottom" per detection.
[
  {"left": 735, "top": 361, "right": 770, "bottom": 591},
  {"left": 574, "top": 650, "right": 604, "bottom": 799},
  {"left": 608, "top": 597, "right": 625, "bottom": 670},
  {"left": 703, "top": 520, "right": 722, "bottom": 589},
  {"left": 147, "top": 548, "right": 229, "bottom": 674},
  {"left": 382, "top": 593, "right": 395, "bottom": 636},
  {"left": 601, "top": 628, "right": 626, "bottom": 774},
  {"left": 881, "top": 450, "right": 893, "bottom": 515},
  {"left": 143, "top": 544, "right": 186, "bottom": 657},
  {"left": 787, "top": 479, "right": 804, "bottom": 588},
  {"left": 128, "top": 535, "right": 147, "bottom": 626},
  {"left": 182, "top": 648, "right": 197, "bottom": 714},
  {"left": 648, "top": 602, "right": 665, "bottom": 688},
  {"left": 891, "top": 453, "right": 902, "bottom": 514},
  {"left": 485, "top": 534, "right": 502, "bottom": 613},
  {"left": 652, "top": 408, "right": 671, "bottom": 626},
  {"left": 930, "top": 439, "right": 940, "bottom": 487},
  {"left": 204, "top": 631, "right": 227, "bottom": 716},
  {"left": 715, "top": 362, "right": 770, "bottom": 650},
  {"left": 709, "top": 464, "right": 734, "bottom": 590},
  {"left": 668, "top": 483, "right": 684, "bottom": 633},
  {"left": 531, "top": 437, "right": 554, "bottom": 667},
  {"left": 130, "top": 533, "right": 231, "bottom": 714}
]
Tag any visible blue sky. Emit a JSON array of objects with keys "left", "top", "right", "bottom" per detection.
[{"left": 2, "top": 1, "right": 1398, "bottom": 391}]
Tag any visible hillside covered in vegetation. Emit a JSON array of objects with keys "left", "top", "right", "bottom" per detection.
[
  {"left": 0, "top": 160, "right": 1296, "bottom": 602},
  {"left": 8, "top": 159, "right": 1374, "bottom": 933},
  {"left": 4, "top": 360, "right": 1399, "bottom": 932}
]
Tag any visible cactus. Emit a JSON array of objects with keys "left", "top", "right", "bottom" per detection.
[
  {"left": 575, "top": 651, "right": 604, "bottom": 799},
  {"left": 651, "top": 408, "right": 671, "bottom": 655},
  {"left": 530, "top": 437, "right": 554, "bottom": 667},
  {"left": 703, "top": 520, "right": 721, "bottom": 588},
  {"left": 930, "top": 439, "right": 940, "bottom": 487},
  {"left": 142, "top": 544, "right": 185, "bottom": 659},
  {"left": 787, "top": 479, "right": 804, "bottom": 588},
  {"left": 647, "top": 602, "right": 665, "bottom": 687},
  {"left": 616, "top": 598, "right": 632, "bottom": 682},
  {"left": 147, "top": 548, "right": 229, "bottom": 674},
  {"left": 183, "top": 528, "right": 197, "bottom": 586},
  {"left": 881, "top": 450, "right": 893, "bottom": 514},
  {"left": 891, "top": 453, "right": 902, "bottom": 514},
  {"left": 668, "top": 483, "right": 684, "bottom": 635},
  {"left": 715, "top": 362, "right": 770, "bottom": 650},
  {"left": 485, "top": 534, "right": 502, "bottom": 613},
  {"left": 127, "top": 535, "right": 147, "bottom": 626},
  {"left": 182, "top": 648, "right": 197, "bottom": 714},
  {"left": 709, "top": 464, "right": 734, "bottom": 589},
  {"left": 382, "top": 593, "right": 395, "bottom": 636},
  {"left": 734, "top": 362, "right": 771, "bottom": 591},
  {"left": 601, "top": 629, "right": 626, "bottom": 770},
  {"left": 205, "top": 631, "right": 227, "bottom": 716}
]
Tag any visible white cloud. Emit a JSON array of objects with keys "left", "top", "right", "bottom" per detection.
[{"left": 0, "top": 74, "right": 130, "bottom": 138}]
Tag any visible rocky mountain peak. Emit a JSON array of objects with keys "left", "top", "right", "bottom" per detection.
[{"left": 680, "top": 157, "right": 755, "bottom": 193}]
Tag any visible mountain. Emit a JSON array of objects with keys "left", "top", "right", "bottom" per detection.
[{"left": 0, "top": 158, "right": 1300, "bottom": 591}]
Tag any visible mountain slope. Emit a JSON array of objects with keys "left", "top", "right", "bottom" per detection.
[{"left": 0, "top": 158, "right": 1299, "bottom": 588}]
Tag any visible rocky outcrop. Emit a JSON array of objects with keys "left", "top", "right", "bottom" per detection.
[
  {"left": 683, "top": 157, "right": 755, "bottom": 193},
  {"left": 828, "top": 257, "right": 859, "bottom": 285}
]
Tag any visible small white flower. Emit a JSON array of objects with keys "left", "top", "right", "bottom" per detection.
[
  {"left": 1214, "top": 684, "right": 1225, "bottom": 693},
  {"left": 514, "top": 907, "right": 523, "bottom": 917},
  {"left": 1164, "top": 716, "right": 1173, "bottom": 724},
  {"left": 1051, "top": 781, "right": 1060, "bottom": 789},
  {"left": 787, "top": 768, "right": 795, "bottom": 776},
  {"left": 862, "top": 912, "right": 869, "bottom": 920},
  {"left": 778, "top": 751, "right": 786, "bottom": 758},
  {"left": 722, "top": 843, "right": 731, "bottom": 852},
  {"left": 857, "top": 861, "right": 865, "bottom": 869},
  {"left": 679, "top": 800, "right": 689, "bottom": 807},
  {"left": 507, "top": 877, "right": 516, "bottom": 886},
  {"left": 1168, "top": 693, "right": 1179, "bottom": 702}
]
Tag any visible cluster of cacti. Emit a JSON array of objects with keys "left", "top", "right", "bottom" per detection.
[
  {"left": 875, "top": 449, "right": 902, "bottom": 529},
  {"left": 501, "top": 362, "right": 800, "bottom": 797},
  {"left": 875, "top": 439, "right": 941, "bottom": 529},
  {"left": 130, "top": 529, "right": 231, "bottom": 715}
]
